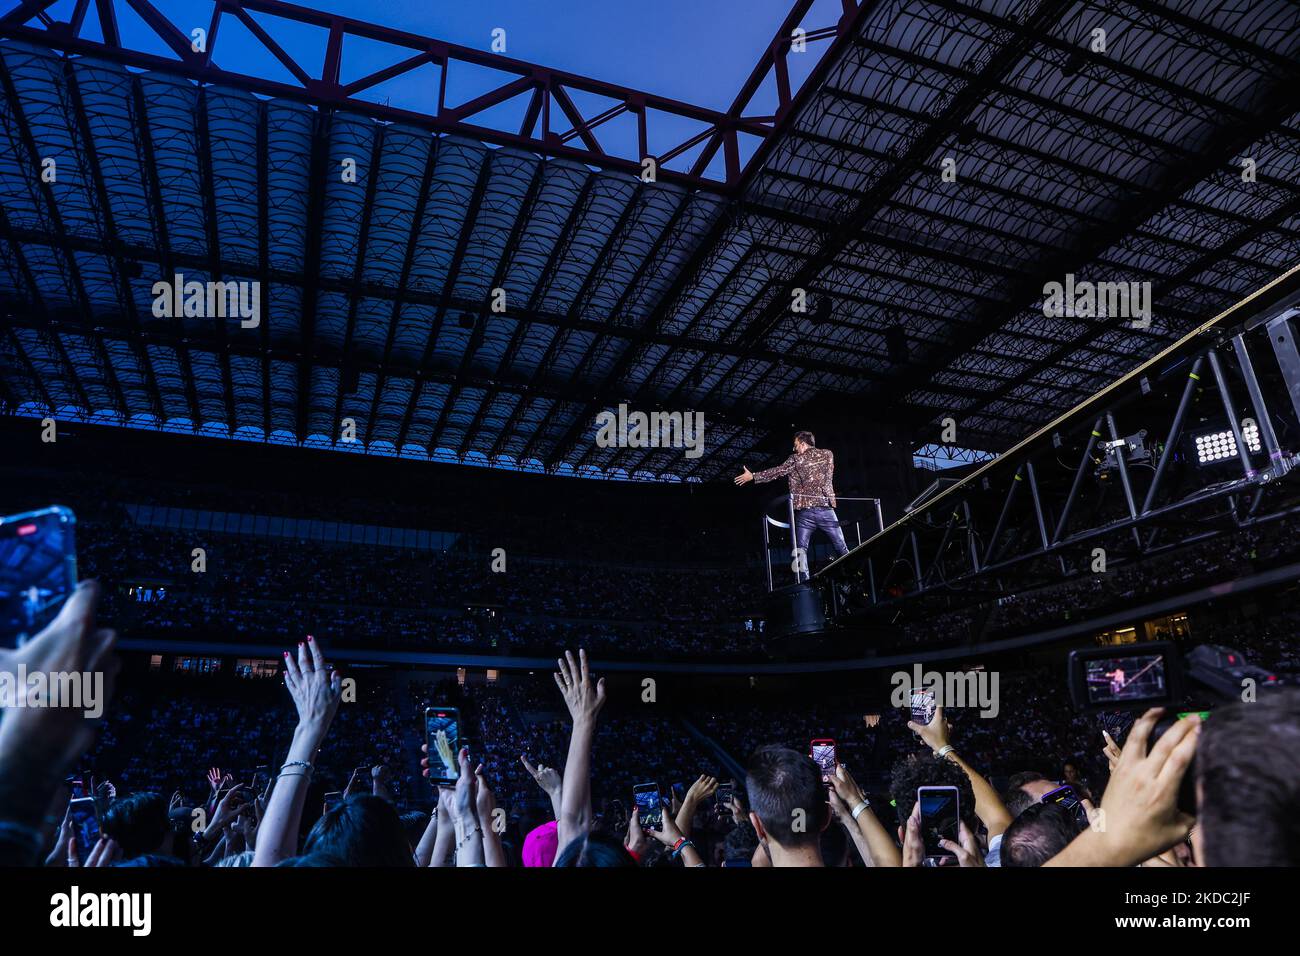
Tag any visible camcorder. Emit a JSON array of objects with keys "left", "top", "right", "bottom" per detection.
[{"left": 1067, "top": 640, "right": 1293, "bottom": 812}]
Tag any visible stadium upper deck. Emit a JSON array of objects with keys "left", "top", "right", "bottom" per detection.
[{"left": 1, "top": 0, "right": 1299, "bottom": 481}]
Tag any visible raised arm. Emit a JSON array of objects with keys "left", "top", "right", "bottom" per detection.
[
  {"left": 1046, "top": 709, "right": 1199, "bottom": 867},
  {"left": 829, "top": 763, "right": 901, "bottom": 867},
  {"left": 427, "top": 787, "right": 455, "bottom": 867},
  {"left": 674, "top": 774, "right": 718, "bottom": 839},
  {"left": 474, "top": 764, "right": 508, "bottom": 868},
  {"left": 554, "top": 649, "right": 606, "bottom": 851},
  {"left": 253, "top": 638, "right": 342, "bottom": 866},
  {"left": 0, "top": 582, "right": 118, "bottom": 867},
  {"left": 450, "top": 748, "right": 485, "bottom": 867},
  {"left": 412, "top": 804, "right": 440, "bottom": 867},
  {"left": 908, "top": 705, "right": 1012, "bottom": 838}
]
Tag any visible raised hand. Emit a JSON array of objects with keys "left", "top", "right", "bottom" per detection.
[
  {"left": 283, "top": 636, "right": 342, "bottom": 740},
  {"left": 906, "top": 702, "right": 953, "bottom": 752},
  {"left": 554, "top": 649, "right": 605, "bottom": 725},
  {"left": 1047, "top": 709, "right": 1199, "bottom": 868},
  {"left": 208, "top": 783, "right": 247, "bottom": 833},
  {"left": 0, "top": 582, "right": 118, "bottom": 776},
  {"left": 829, "top": 763, "right": 866, "bottom": 810},
  {"left": 684, "top": 774, "right": 718, "bottom": 804},
  {"left": 733, "top": 466, "right": 754, "bottom": 486},
  {"left": 520, "top": 755, "right": 562, "bottom": 796}
]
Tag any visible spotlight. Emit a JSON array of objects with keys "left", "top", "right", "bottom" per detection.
[{"left": 1191, "top": 424, "right": 1261, "bottom": 465}]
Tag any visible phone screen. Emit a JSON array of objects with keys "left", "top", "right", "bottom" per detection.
[
  {"left": 810, "top": 740, "right": 837, "bottom": 782},
  {"left": 67, "top": 797, "right": 99, "bottom": 864},
  {"left": 633, "top": 784, "right": 662, "bottom": 829},
  {"left": 918, "top": 787, "right": 959, "bottom": 859},
  {"left": 0, "top": 506, "right": 77, "bottom": 648},
  {"left": 716, "top": 783, "right": 734, "bottom": 808},
  {"left": 910, "top": 689, "right": 936, "bottom": 725},
  {"left": 323, "top": 792, "right": 343, "bottom": 816},
  {"left": 425, "top": 707, "right": 460, "bottom": 785},
  {"left": 1083, "top": 654, "right": 1167, "bottom": 705}
]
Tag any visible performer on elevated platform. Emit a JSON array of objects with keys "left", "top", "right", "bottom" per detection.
[{"left": 734, "top": 430, "right": 850, "bottom": 561}]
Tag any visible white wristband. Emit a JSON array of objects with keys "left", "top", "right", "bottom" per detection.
[
  {"left": 935, "top": 745, "right": 956, "bottom": 760},
  {"left": 850, "top": 800, "right": 870, "bottom": 820}
]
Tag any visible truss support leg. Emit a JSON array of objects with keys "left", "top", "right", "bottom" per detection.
[{"left": 1142, "top": 357, "right": 1203, "bottom": 514}]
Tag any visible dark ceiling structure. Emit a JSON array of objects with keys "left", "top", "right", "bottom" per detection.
[{"left": 1, "top": 0, "right": 1299, "bottom": 482}]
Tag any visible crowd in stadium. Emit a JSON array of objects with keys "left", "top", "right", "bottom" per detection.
[{"left": 3, "top": 574, "right": 1297, "bottom": 868}]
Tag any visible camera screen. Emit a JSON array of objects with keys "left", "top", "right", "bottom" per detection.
[
  {"left": 424, "top": 709, "right": 459, "bottom": 783},
  {"left": 634, "top": 786, "right": 662, "bottom": 828},
  {"left": 67, "top": 799, "right": 99, "bottom": 864},
  {"left": 919, "top": 789, "right": 958, "bottom": 857},
  {"left": 1084, "top": 654, "right": 1167, "bottom": 704},
  {"left": 811, "top": 743, "right": 836, "bottom": 778},
  {"left": 910, "top": 689, "right": 936, "bottom": 725},
  {"left": 0, "top": 508, "right": 76, "bottom": 647}
]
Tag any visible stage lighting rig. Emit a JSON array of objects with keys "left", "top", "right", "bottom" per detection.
[
  {"left": 1190, "top": 421, "right": 1261, "bottom": 466},
  {"left": 1094, "top": 428, "right": 1153, "bottom": 479}
]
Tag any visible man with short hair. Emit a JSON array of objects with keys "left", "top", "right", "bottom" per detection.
[
  {"left": 1002, "top": 802, "right": 1084, "bottom": 867},
  {"left": 735, "top": 430, "right": 849, "bottom": 563},
  {"left": 744, "top": 745, "right": 829, "bottom": 866},
  {"left": 1194, "top": 689, "right": 1300, "bottom": 866},
  {"left": 1001, "top": 771, "right": 1057, "bottom": 818}
]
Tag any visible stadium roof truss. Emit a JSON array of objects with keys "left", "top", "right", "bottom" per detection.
[{"left": 1, "top": 0, "right": 1299, "bottom": 481}]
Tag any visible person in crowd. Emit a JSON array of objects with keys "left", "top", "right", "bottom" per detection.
[
  {"left": 1001, "top": 802, "right": 1085, "bottom": 867},
  {"left": 744, "top": 745, "right": 830, "bottom": 867},
  {"left": 4, "top": 574, "right": 1300, "bottom": 872}
]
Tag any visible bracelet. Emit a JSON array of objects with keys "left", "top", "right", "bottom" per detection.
[
  {"left": 850, "top": 800, "right": 870, "bottom": 820},
  {"left": 455, "top": 826, "right": 483, "bottom": 852},
  {"left": 935, "top": 745, "right": 956, "bottom": 760},
  {"left": 281, "top": 760, "right": 313, "bottom": 773},
  {"left": 671, "top": 839, "right": 694, "bottom": 859}
]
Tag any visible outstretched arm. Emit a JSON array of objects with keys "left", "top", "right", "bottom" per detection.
[
  {"left": 736, "top": 455, "right": 796, "bottom": 486},
  {"left": 253, "top": 638, "right": 342, "bottom": 866},
  {"left": 908, "top": 706, "right": 1012, "bottom": 838},
  {"left": 554, "top": 649, "right": 606, "bottom": 851}
]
